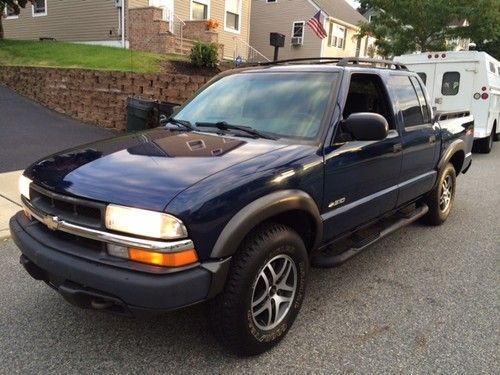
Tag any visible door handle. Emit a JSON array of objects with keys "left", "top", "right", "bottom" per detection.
[
  {"left": 429, "top": 135, "right": 436, "bottom": 144},
  {"left": 393, "top": 143, "right": 403, "bottom": 153},
  {"left": 435, "top": 97, "right": 443, "bottom": 104}
]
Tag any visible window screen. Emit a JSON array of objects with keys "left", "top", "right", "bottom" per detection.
[
  {"left": 417, "top": 72, "right": 427, "bottom": 85},
  {"left": 192, "top": 1, "right": 208, "bottom": 20},
  {"left": 410, "top": 76, "right": 431, "bottom": 123},
  {"left": 390, "top": 75, "right": 424, "bottom": 127},
  {"left": 441, "top": 72, "right": 460, "bottom": 96}
]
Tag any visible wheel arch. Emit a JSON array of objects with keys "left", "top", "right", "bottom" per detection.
[
  {"left": 438, "top": 139, "right": 465, "bottom": 174},
  {"left": 210, "top": 190, "right": 323, "bottom": 259}
]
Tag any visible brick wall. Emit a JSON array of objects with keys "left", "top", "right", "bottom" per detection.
[{"left": 0, "top": 66, "right": 215, "bottom": 130}]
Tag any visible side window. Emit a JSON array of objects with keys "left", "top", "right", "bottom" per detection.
[
  {"left": 390, "top": 75, "right": 424, "bottom": 128},
  {"left": 442, "top": 72, "right": 460, "bottom": 96},
  {"left": 489, "top": 62, "right": 495, "bottom": 73},
  {"left": 417, "top": 72, "right": 427, "bottom": 85},
  {"left": 410, "top": 76, "right": 431, "bottom": 123}
]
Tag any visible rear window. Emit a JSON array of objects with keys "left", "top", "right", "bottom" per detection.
[
  {"left": 442, "top": 72, "right": 460, "bottom": 96},
  {"left": 417, "top": 72, "right": 427, "bottom": 85},
  {"left": 390, "top": 75, "right": 424, "bottom": 127}
]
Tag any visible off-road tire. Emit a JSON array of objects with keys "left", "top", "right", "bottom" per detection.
[
  {"left": 209, "top": 223, "right": 308, "bottom": 356},
  {"left": 423, "top": 163, "right": 456, "bottom": 226}
]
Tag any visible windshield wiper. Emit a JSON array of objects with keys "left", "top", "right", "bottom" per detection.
[
  {"left": 165, "top": 117, "right": 195, "bottom": 131},
  {"left": 195, "top": 121, "right": 277, "bottom": 140}
]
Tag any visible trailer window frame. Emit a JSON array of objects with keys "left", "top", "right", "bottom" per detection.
[{"left": 441, "top": 71, "right": 460, "bottom": 96}]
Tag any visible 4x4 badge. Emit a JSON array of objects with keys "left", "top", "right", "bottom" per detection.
[
  {"left": 328, "top": 197, "right": 346, "bottom": 208},
  {"left": 42, "top": 215, "right": 60, "bottom": 231}
]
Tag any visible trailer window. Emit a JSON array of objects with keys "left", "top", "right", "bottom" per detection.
[
  {"left": 417, "top": 72, "right": 427, "bottom": 85},
  {"left": 442, "top": 72, "right": 460, "bottom": 96},
  {"left": 489, "top": 62, "right": 495, "bottom": 73}
]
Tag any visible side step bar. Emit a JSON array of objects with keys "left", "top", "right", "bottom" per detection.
[{"left": 312, "top": 204, "right": 429, "bottom": 268}]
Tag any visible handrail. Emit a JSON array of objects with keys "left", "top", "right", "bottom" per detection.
[
  {"left": 232, "top": 36, "right": 270, "bottom": 63},
  {"left": 172, "top": 14, "right": 186, "bottom": 51}
]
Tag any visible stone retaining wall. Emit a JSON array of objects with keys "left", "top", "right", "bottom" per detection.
[{"left": 0, "top": 66, "right": 215, "bottom": 130}]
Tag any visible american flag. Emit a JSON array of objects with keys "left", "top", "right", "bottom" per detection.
[{"left": 307, "top": 11, "right": 328, "bottom": 39}]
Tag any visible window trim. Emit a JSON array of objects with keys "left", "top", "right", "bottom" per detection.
[
  {"left": 32, "top": 0, "right": 47, "bottom": 17},
  {"left": 327, "top": 23, "right": 345, "bottom": 49},
  {"left": 441, "top": 71, "right": 460, "bottom": 96},
  {"left": 224, "top": 0, "right": 242, "bottom": 34},
  {"left": 190, "top": 0, "right": 210, "bottom": 21},
  {"left": 417, "top": 72, "right": 427, "bottom": 85},
  {"left": 291, "top": 21, "right": 305, "bottom": 45}
]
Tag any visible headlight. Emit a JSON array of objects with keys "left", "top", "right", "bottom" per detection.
[
  {"left": 19, "top": 175, "right": 32, "bottom": 200},
  {"left": 105, "top": 204, "right": 187, "bottom": 239}
]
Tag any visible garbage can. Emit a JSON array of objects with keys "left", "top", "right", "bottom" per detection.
[{"left": 126, "top": 96, "right": 157, "bottom": 132}]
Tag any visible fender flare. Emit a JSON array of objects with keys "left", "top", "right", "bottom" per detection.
[
  {"left": 209, "top": 190, "right": 323, "bottom": 259},
  {"left": 437, "top": 139, "right": 465, "bottom": 171}
]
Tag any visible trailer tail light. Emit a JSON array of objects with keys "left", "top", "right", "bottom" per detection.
[
  {"left": 473, "top": 93, "right": 481, "bottom": 100},
  {"left": 481, "top": 93, "right": 489, "bottom": 100}
]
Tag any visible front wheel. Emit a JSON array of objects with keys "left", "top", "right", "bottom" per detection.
[
  {"left": 209, "top": 223, "right": 308, "bottom": 356},
  {"left": 423, "top": 163, "right": 456, "bottom": 226}
]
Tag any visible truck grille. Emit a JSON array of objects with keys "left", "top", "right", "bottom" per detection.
[{"left": 29, "top": 184, "right": 105, "bottom": 229}]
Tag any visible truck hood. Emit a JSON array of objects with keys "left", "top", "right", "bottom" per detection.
[{"left": 25, "top": 128, "right": 288, "bottom": 211}]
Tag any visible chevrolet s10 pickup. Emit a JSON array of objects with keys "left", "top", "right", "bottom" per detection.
[{"left": 10, "top": 58, "right": 474, "bottom": 356}]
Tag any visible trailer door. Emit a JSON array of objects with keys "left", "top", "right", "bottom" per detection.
[{"left": 433, "top": 63, "right": 476, "bottom": 112}]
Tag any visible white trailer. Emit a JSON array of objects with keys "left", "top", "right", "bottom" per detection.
[{"left": 395, "top": 51, "right": 500, "bottom": 153}]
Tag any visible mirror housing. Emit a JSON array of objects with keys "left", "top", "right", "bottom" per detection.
[{"left": 342, "top": 112, "right": 389, "bottom": 141}]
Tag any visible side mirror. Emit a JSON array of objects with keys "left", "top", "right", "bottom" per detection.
[{"left": 342, "top": 112, "right": 389, "bottom": 141}]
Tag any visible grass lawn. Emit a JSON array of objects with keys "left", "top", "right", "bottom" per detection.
[{"left": 0, "top": 39, "right": 188, "bottom": 73}]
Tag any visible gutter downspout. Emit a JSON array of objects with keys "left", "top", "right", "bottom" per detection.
[{"left": 121, "top": 0, "right": 126, "bottom": 48}]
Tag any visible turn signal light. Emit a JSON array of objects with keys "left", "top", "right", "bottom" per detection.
[{"left": 128, "top": 248, "right": 198, "bottom": 267}]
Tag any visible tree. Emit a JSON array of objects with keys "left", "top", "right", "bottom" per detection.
[
  {"left": 358, "top": 0, "right": 500, "bottom": 57},
  {"left": 0, "top": 0, "right": 31, "bottom": 39}
]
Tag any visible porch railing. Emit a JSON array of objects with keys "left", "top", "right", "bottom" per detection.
[{"left": 232, "top": 36, "right": 270, "bottom": 63}]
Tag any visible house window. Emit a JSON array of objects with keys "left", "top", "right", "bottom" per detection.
[
  {"left": 191, "top": 0, "right": 209, "bottom": 20},
  {"left": 328, "top": 23, "right": 345, "bottom": 48},
  {"left": 225, "top": 0, "right": 241, "bottom": 33},
  {"left": 32, "top": 0, "right": 47, "bottom": 16},
  {"left": 292, "top": 21, "right": 304, "bottom": 44},
  {"left": 4, "top": 4, "right": 18, "bottom": 19}
]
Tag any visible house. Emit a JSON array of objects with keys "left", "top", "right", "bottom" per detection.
[
  {"left": 250, "top": 0, "right": 378, "bottom": 61},
  {"left": 2, "top": 0, "right": 252, "bottom": 59}
]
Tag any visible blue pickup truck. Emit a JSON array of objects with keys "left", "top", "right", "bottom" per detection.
[{"left": 10, "top": 58, "right": 473, "bottom": 356}]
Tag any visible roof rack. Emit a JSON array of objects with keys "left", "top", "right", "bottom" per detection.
[{"left": 258, "top": 57, "right": 408, "bottom": 70}]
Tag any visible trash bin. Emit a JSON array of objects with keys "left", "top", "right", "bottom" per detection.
[{"left": 126, "top": 96, "right": 157, "bottom": 132}]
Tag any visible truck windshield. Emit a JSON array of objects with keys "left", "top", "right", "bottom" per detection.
[{"left": 175, "top": 72, "right": 337, "bottom": 140}]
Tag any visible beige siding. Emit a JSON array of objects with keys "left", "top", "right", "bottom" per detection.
[
  {"left": 173, "top": 0, "right": 251, "bottom": 60},
  {"left": 3, "top": 0, "right": 122, "bottom": 42},
  {"left": 250, "top": 0, "right": 321, "bottom": 60},
  {"left": 130, "top": 0, "right": 150, "bottom": 7}
]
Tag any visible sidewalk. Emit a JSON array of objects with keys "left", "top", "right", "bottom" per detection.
[{"left": 0, "top": 85, "right": 115, "bottom": 239}]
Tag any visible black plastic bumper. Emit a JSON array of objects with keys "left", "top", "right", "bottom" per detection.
[{"left": 10, "top": 212, "right": 230, "bottom": 317}]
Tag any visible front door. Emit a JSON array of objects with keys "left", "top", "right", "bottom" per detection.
[{"left": 322, "top": 73, "right": 403, "bottom": 242}]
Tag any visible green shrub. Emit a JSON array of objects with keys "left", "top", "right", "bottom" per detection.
[{"left": 190, "top": 41, "right": 219, "bottom": 68}]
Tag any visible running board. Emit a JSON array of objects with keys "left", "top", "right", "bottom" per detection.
[{"left": 311, "top": 204, "right": 429, "bottom": 268}]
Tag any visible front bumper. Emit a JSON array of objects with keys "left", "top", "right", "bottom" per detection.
[{"left": 10, "top": 212, "right": 230, "bottom": 317}]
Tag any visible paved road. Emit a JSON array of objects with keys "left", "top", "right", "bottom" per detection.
[
  {"left": 0, "top": 86, "right": 114, "bottom": 173},
  {"left": 0, "top": 148, "right": 498, "bottom": 373}
]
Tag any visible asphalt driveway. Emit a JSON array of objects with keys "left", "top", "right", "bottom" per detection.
[
  {"left": 0, "top": 85, "right": 114, "bottom": 173},
  {"left": 0, "top": 146, "right": 498, "bottom": 373}
]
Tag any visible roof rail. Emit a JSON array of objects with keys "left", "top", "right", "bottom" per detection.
[{"left": 258, "top": 57, "right": 408, "bottom": 70}]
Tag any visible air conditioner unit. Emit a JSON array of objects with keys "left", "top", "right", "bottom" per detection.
[
  {"left": 291, "top": 37, "right": 303, "bottom": 46},
  {"left": 115, "top": 0, "right": 123, "bottom": 8}
]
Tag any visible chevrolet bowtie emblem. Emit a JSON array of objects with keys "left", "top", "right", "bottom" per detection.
[{"left": 42, "top": 215, "right": 60, "bottom": 231}]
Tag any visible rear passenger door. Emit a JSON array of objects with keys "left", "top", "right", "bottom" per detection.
[{"left": 389, "top": 75, "right": 440, "bottom": 206}]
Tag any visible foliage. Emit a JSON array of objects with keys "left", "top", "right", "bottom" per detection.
[
  {"left": 0, "top": 39, "right": 187, "bottom": 73},
  {"left": 190, "top": 41, "right": 219, "bottom": 68},
  {"left": 206, "top": 19, "right": 219, "bottom": 30},
  {"left": 0, "top": 0, "right": 31, "bottom": 39},
  {"left": 358, "top": 0, "right": 500, "bottom": 57}
]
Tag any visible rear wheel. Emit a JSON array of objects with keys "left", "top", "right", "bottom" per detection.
[
  {"left": 474, "top": 130, "right": 494, "bottom": 153},
  {"left": 423, "top": 163, "right": 456, "bottom": 226},
  {"left": 209, "top": 223, "right": 308, "bottom": 356}
]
